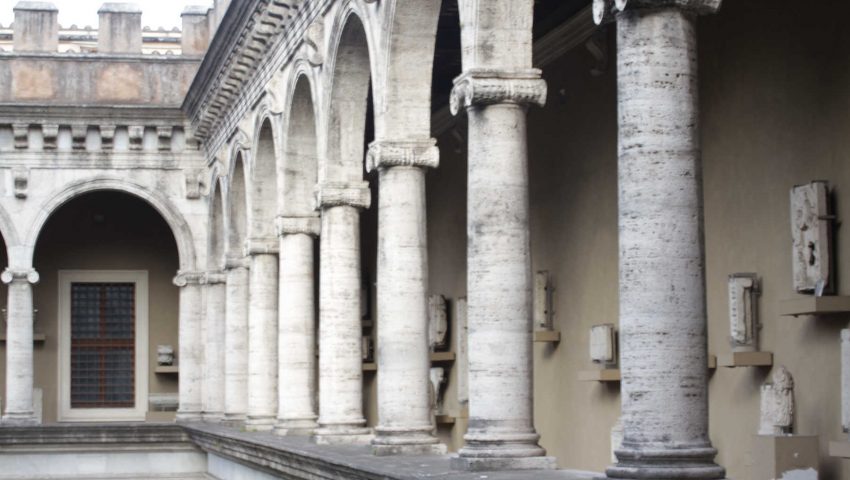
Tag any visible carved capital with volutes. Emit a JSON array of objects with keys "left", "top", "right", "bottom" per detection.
[
  {"left": 173, "top": 271, "right": 205, "bottom": 287},
  {"left": 201, "top": 271, "right": 227, "bottom": 285},
  {"left": 593, "top": 0, "right": 722, "bottom": 24},
  {"left": 365, "top": 139, "right": 440, "bottom": 173},
  {"left": 244, "top": 237, "right": 279, "bottom": 256},
  {"left": 450, "top": 69, "right": 548, "bottom": 115},
  {"left": 314, "top": 182, "right": 371, "bottom": 210},
  {"left": 1, "top": 269, "right": 39, "bottom": 285},
  {"left": 276, "top": 215, "right": 321, "bottom": 238}
]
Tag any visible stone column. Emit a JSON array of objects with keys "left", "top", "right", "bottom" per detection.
[
  {"left": 274, "top": 215, "right": 320, "bottom": 436},
  {"left": 366, "top": 141, "right": 445, "bottom": 455},
  {"left": 593, "top": 1, "right": 725, "bottom": 478},
  {"left": 313, "top": 182, "right": 372, "bottom": 445},
  {"left": 449, "top": 72, "right": 553, "bottom": 471},
  {"left": 245, "top": 239, "right": 279, "bottom": 431},
  {"left": 1, "top": 269, "right": 39, "bottom": 425},
  {"left": 223, "top": 256, "right": 250, "bottom": 424},
  {"left": 174, "top": 271, "right": 204, "bottom": 422},
  {"left": 202, "top": 271, "right": 227, "bottom": 422}
]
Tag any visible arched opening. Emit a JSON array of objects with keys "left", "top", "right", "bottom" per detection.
[
  {"left": 251, "top": 120, "right": 279, "bottom": 239},
  {"left": 0, "top": 230, "right": 11, "bottom": 420},
  {"left": 208, "top": 180, "right": 226, "bottom": 271},
  {"left": 228, "top": 154, "right": 249, "bottom": 254},
  {"left": 283, "top": 76, "right": 319, "bottom": 216},
  {"left": 321, "top": 11, "right": 379, "bottom": 431},
  {"left": 31, "top": 190, "right": 180, "bottom": 423}
]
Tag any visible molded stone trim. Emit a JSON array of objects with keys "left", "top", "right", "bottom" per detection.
[
  {"left": 173, "top": 270, "right": 205, "bottom": 287},
  {"left": 593, "top": 0, "right": 722, "bottom": 24},
  {"left": 314, "top": 182, "right": 371, "bottom": 210},
  {"left": 0, "top": 268, "right": 39, "bottom": 285},
  {"left": 276, "top": 215, "right": 321, "bottom": 237}
]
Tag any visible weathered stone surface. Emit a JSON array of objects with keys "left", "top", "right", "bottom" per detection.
[
  {"left": 790, "top": 181, "right": 831, "bottom": 294},
  {"left": 224, "top": 263, "right": 249, "bottom": 423},
  {"left": 759, "top": 366, "right": 794, "bottom": 436},
  {"left": 245, "top": 252, "right": 278, "bottom": 431},
  {"left": 1, "top": 268, "right": 39, "bottom": 425},
  {"left": 590, "top": 324, "right": 616, "bottom": 365}
]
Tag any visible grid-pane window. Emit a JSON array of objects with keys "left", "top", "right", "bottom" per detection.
[{"left": 70, "top": 283, "right": 135, "bottom": 408}]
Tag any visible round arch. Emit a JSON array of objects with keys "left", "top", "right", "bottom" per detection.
[
  {"left": 0, "top": 202, "right": 21, "bottom": 265},
  {"left": 24, "top": 177, "right": 197, "bottom": 271},
  {"left": 208, "top": 174, "right": 227, "bottom": 271},
  {"left": 248, "top": 113, "right": 280, "bottom": 239},
  {"left": 282, "top": 71, "right": 320, "bottom": 216},
  {"left": 225, "top": 150, "right": 250, "bottom": 256},
  {"left": 322, "top": 6, "right": 376, "bottom": 183}
]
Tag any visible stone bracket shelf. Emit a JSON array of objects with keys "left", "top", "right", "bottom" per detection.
[
  {"left": 430, "top": 351, "right": 456, "bottom": 362},
  {"left": 578, "top": 369, "right": 620, "bottom": 382},
  {"left": 708, "top": 355, "right": 717, "bottom": 369},
  {"left": 362, "top": 362, "right": 377, "bottom": 372},
  {"left": 154, "top": 366, "right": 179, "bottom": 374},
  {"left": 534, "top": 330, "right": 561, "bottom": 343},
  {"left": 717, "top": 351, "right": 773, "bottom": 368},
  {"left": 830, "top": 441, "right": 850, "bottom": 458},
  {"left": 435, "top": 415, "right": 455, "bottom": 425},
  {"left": 0, "top": 333, "right": 46, "bottom": 343},
  {"left": 780, "top": 296, "right": 850, "bottom": 316}
]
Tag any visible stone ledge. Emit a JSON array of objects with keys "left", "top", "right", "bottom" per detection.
[
  {"left": 183, "top": 423, "right": 601, "bottom": 480},
  {"left": 0, "top": 423, "right": 189, "bottom": 445}
]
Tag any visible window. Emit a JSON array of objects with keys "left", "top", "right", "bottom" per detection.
[{"left": 59, "top": 271, "right": 148, "bottom": 421}]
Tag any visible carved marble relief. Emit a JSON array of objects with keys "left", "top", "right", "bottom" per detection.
[
  {"left": 728, "top": 273, "right": 759, "bottom": 352},
  {"left": 842, "top": 330, "right": 850, "bottom": 438},
  {"left": 759, "top": 366, "right": 794, "bottom": 436},
  {"left": 429, "top": 367, "right": 446, "bottom": 416},
  {"left": 157, "top": 344, "right": 175, "bottom": 366},
  {"left": 590, "top": 324, "right": 616, "bottom": 365},
  {"left": 456, "top": 297, "right": 468, "bottom": 405},
  {"left": 428, "top": 294, "right": 448, "bottom": 352},
  {"left": 791, "top": 181, "right": 832, "bottom": 294}
]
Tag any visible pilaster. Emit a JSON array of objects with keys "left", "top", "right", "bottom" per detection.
[
  {"left": 174, "top": 271, "right": 205, "bottom": 423},
  {"left": 223, "top": 256, "right": 250, "bottom": 425},
  {"left": 201, "top": 271, "right": 227, "bottom": 423},
  {"left": 1, "top": 268, "right": 39, "bottom": 426}
]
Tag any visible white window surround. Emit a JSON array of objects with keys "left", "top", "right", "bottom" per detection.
[{"left": 57, "top": 270, "right": 149, "bottom": 422}]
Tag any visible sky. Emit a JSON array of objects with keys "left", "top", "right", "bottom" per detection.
[{"left": 0, "top": 0, "right": 213, "bottom": 29}]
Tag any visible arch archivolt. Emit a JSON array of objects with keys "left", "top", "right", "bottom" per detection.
[
  {"left": 21, "top": 175, "right": 199, "bottom": 272},
  {"left": 223, "top": 142, "right": 251, "bottom": 257}
]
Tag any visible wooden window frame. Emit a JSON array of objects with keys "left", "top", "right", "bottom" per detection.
[{"left": 58, "top": 270, "right": 148, "bottom": 422}]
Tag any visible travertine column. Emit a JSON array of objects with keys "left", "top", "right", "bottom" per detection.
[
  {"left": 245, "top": 239, "right": 279, "bottom": 431},
  {"left": 1, "top": 269, "right": 39, "bottom": 425},
  {"left": 223, "top": 256, "right": 249, "bottom": 424},
  {"left": 313, "top": 182, "right": 372, "bottom": 445},
  {"left": 202, "top": 271, "right": 226, "bottom": 422},
  {"left": 274, "top": 215, "right": 320, "bottom": 436},
  {"left": 366, "top": 141, "right": 445, "bottom": 455},
  {"left": 593, "top": 1, "right": 725, "bottom": 478},
  {"left": 174, "top": 271, "right": 204, "bottom": 422},
  {"left": 449, "top": 72, "right": 553, "bottom": 471}
]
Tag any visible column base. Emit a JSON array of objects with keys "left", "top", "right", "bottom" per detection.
[
  {"left": 606, "top": 445, "right": 725, "bottom": 479},
  {"left": 274, "top": 417, "right": 318, "bottom": 436},
  {"left": 0, "top": 412, "right": 38, "bottom": 426},
  {"left": 451, "top": 455, "right": 557, "bottom": 471},
  {"left": 175, "top": 411, "right": 203, "bottom": 423},
  {"left": 222, "top": 413, "right": 246, "bottom": 429},
  {"left": 313, "top": 425, "right": 373, "bottom": 445},
  {"left": 372, "top": 425, "right": 446, "bottom": 456},
  {"left": 202, "top": 412, "right": 225, "bottom": 423},
  {"left": 244, "top": 415, "right": 276, "bottom": 432}
]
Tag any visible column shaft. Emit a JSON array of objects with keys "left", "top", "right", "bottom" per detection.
[
  {"left": 1, "top": 270, "right": 38, "bottom": 425},
  {"left": 275, "top": 231, "right": 318, "bottom": 435},
  {"left": 314, "top": 204, "right": 371, "bottom": 444},
  {"left": 224, "top": 264, "right": 249, "bottom": 423},
  {"left": 608, "top": 7, "right": 723, "bottom": 479},
  {"left": 372, "top": 164, "right": 443, "bottom": 455},
  {"left": 176, "top": 274, "right": 203, "bottom": 421},
  {"left": 203, "top": 277, "right": 226, "bottom": 421},
  {"left": 245, "top": 252, "right": 278, "bottom": 431},
  {"left": 454, "top": 103, "right": 553, "bottom": 471}
]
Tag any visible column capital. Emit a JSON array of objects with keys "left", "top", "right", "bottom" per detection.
[
  {"left": 594, "top": 0, "right": 722, "bottom": 24},
  {"left": 224, "top": 255, "right": 251, "bottom": 270},
  {"left": 244, "top": 237, "right": 279, "bottom": 256},
  {"left": 202, "top": 271, "right": 227, "bottom": 285},
  {"left": 1, "top": 268, "right": 39, "bottom": 285},
  {"left": 450, "top": 69, "right": 547, "bottom": 115},
  {"left": 276, "top": 215, "right": 321, "bottom": 238},
  {"left": 173, "top": 271, "right": 205, "bottom": 287},
  {"left": 314, "top": 182, "right": 371, "bottom": 210},
  {"left": 365, "top": 139, "right": 439, "bottom": 173}
]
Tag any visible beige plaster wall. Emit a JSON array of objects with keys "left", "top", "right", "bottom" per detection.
[
  {"left": 426, "top": 0, "right": 850, "bottom": 477},
  {"left": 0, "top": 191, "right": 180, "bottom": 424}
]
